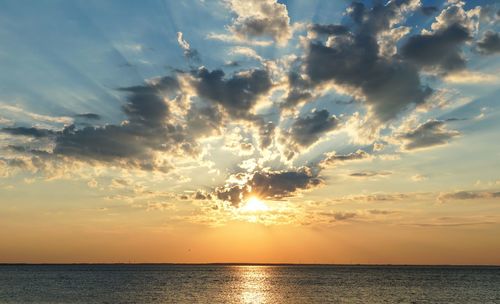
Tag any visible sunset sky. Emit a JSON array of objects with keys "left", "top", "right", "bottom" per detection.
[{"left": 1, "top": 0, "right": 499, "bottom": 264}]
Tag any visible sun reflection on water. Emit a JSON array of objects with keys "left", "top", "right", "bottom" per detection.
[{"left": 234, "top": 266, "right": 273, "bottom": 304}]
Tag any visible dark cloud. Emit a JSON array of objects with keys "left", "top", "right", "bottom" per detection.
[
  {"left": 306, "top": 38, "right": 431, "bottom": 121},
  {"left": 477, "top": 31, "right": 500, "bottom": 55},
  {"left": 4, "top": 66, "right": 274, "bottom": 171},
  {"left": 191, "top": 67, "right": 272, "bottom": 119},
  {"left": 330, "top": 211, "right": 357, "bottom": 221},
  {"left": 310, "top": 24, "right": 349, "bottom": 36},
  {"left": 401, "top": 23, "right": 471, "bottom": 72},
  {"left": 421, "top": 6, "right": 439, "bottom": 16},
  {"left": 4, "top": 75, "right": 201, "bottom": 172},
  {"left": 438, "top": 190, "right": 500, "bottom": 202},
  {"left": 53, "top": 123, "right": 187, "bottom": 168},
  {"left": 184, "top": 49, "right": 200, "bottom": 62},
  {"left": 2, "top": 127, "right": 55, "bottom": 138},
  {"left": 7, "top": 145, "right": 51, "bottom": 157},
  {"left": 399, "top": 120, "right": 460, "bottom": 151},
  {"left": 191, "top": 67, "right": 275, "bottom": 148},
  {"left": 118, "top": 76, "right": 178, "bottom": 127},
  {"left": 320, "top": 149, "right": 369, "bottom": 168},
  {"left": 52, "top": 76, "right": 190, "bottom": 169},
  {"left": 346, "top": 0, "right": 417, "bottom": 34},
  {"left": 185, "top": 104, "right": 223, "bottom": 137},
  {"left": 214, "top": 167, "right": 322, "bottom": 206},
  {"left": 368, "top": 209, "right": 397, "bottom": 215},
  {"left": 75, "top": 113, "right": 101, "bottom": 120},
  {"left": 289, "top": 109, "right": 339, "bottom": 147},
  {"left": 320, "top": 211, "right": 359, "bottom": 222},
  {"left": 283, "top": 90, "right": 312, "bottom": 107},
  {"left": 303, "top": 1, "right": 431, "bottom": 122},
  {"left": 250, "top": 167, "right": 322, "bottom": 198},
  {"left": 347, "top": 1, "right": 366, "bottom": 25},
  {"left": 350, "top": 171, "right": 392, "bottom": 177},
  {"left": 281, "top": 72, "right": 313, "bottom": 108},
  {"left": 216, "top": 184, "right": 248, "bottom": 207},
  {"left": 193, "top": 191, "right": 211, "bottom": 200}
]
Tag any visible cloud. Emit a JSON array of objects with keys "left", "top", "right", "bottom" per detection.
[
  {"left": 185, "top": 104, "right": 223, "bottom": 138},
  {"left": 250, "top": 167, "right": 322, "bottom": 198},
  {"left": 303, "top": 1, "right": 431, "bottom": 122},
  {"left": 320, "top": 149, "right": 370, "bottom": 168},
  {"left": 225, "top": 0, "right": 292, "bottom": 46},
  {"left": 2, "top": 127, "right": 56, "bottom": 138},
  {"left": 412, "top": 174, "right": 428, "bottom": 182},
  {"left": 189, "top": 67, "right": 275, "bottom": 148},
  {"left": 177, "top": 31, "right": 200, "bottom": 61},
  {"left": 401, "top": 1, "right": 482, "bottom": 73},
  {"left": 409, "top": 217, "right": 497, "bottom": 227},
  {"left": 177, "top": 32, "right": 190, "bottom": 50},
  {"left": 118, "top": 76, "right": 178, "bottom": 126},
  {"left": 193, "top": 191, "right": 212, "bottom": 200},
  {"left": 401, "top": 23, "right": 471, "bottom": 72},
  {"left": 4, "top": 64, "right": 275, "bottom": 172},
  {"left": 288, "top": 109, "right": 339, "bottom": 148},
  {"left": 429, "top": 2, "right": 480, "bottom": 34},
  {"left": 329, "top": 192, "right": 428, "bottom": 204},
  {"left": 309, "top": 24, "right": 349, "bottom": 36},
  {"left": 214, "top": 167, "right": 322, "bottom": 206},
  {"left": 443, "top": 70, "right": 499, "bottom": 84},
  {"left": 281, "top": 72, "right": 313, "bottom": 109},
  {"left": 206, "top": 33, "right": 272, "bottom": 46},
  {"left": 0, "top": 116, "right": 13, "bottom": 125},
  {"left": 398, "top": 119, "right": 460, "bottom": 150},
  {"left": 0, "top": 104, "right": 72, "bottom": 125},
  {"left": 367, "top": 209, "right": 397, "bottom": 215},
  {"left": 146, "top": 202, "right": 174, "bottom": 212},
  {"left": 329, "top": 211, "right": 358, "bottom": 222},
  {"left": 477, "top": 31, "right": 500, "bottom": 55},
  {"left": 2, "top": 0, "right": 497, "bottom": 213},
  {"left": 0, "top": 157, "right": 32, "bottom": 177},
  {"left": 75, "top": 113, "right": 101, "bottom": 120},
  {"left": 421, "top": 6, "right": 439, "bottom": 16},
  {"left": 229, "top": 46, "right": 263, "bottom": 62},
  {"left": 190, "top": 67, "right": 272, "bottom": 119},
  {"left": 438, "top": 190, "right": 500, "bottom": 202},
  {"left": 5, "top": 75, "right": 204, "bottom": 172},
  {"left": 257, "top": 120, "right": 276, "bottom": 149},
  {"left": 349, "top": 171, "right": 392, "bottom": 178}
]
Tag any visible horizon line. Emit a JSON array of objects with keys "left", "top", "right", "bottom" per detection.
[{"left": 1, "top": 262, "right": 499, "bottom": 267}]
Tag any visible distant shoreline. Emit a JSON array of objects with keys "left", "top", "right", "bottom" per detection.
[{"left": 1, "top": 263, "right": 499, "bottom": 267}]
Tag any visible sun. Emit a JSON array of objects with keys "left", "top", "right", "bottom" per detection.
[{"left": 241, "top": 197, "right": 269, "bottom": 213}]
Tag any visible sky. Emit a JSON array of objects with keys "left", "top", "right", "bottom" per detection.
[{"left": 0, "top": 0, "right": 499, "bottom": 264}]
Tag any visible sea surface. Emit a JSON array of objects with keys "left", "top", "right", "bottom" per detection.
[{"left": 0, "top": 265, "right": 499, "bottom": 303}]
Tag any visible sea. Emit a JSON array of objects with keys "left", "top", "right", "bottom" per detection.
[{"left": 0, "top": 265, "right": 499, "bottom": 303}]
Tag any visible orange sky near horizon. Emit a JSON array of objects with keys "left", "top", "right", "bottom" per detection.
[
  {"left": 1, "top": 0, "right": 500, "bottom": 265},
  {"left": 2, "top": 214, "right": 499, "bottom": 265}
]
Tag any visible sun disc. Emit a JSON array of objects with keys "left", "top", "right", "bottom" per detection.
[{"left": 242, "top": 197, "right": 268, "bottom": 212}]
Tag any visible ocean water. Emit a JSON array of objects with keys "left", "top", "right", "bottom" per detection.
[{"left": 0, "top": 265, "right": 499, "bottom": 303}]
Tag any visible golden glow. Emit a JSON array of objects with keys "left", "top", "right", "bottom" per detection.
[
  {"left": 235, "top": 266, "right": 271, "bottom": 303},
  {"left": 241, "top": 197, "right": 269, "bottom": 213}
]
